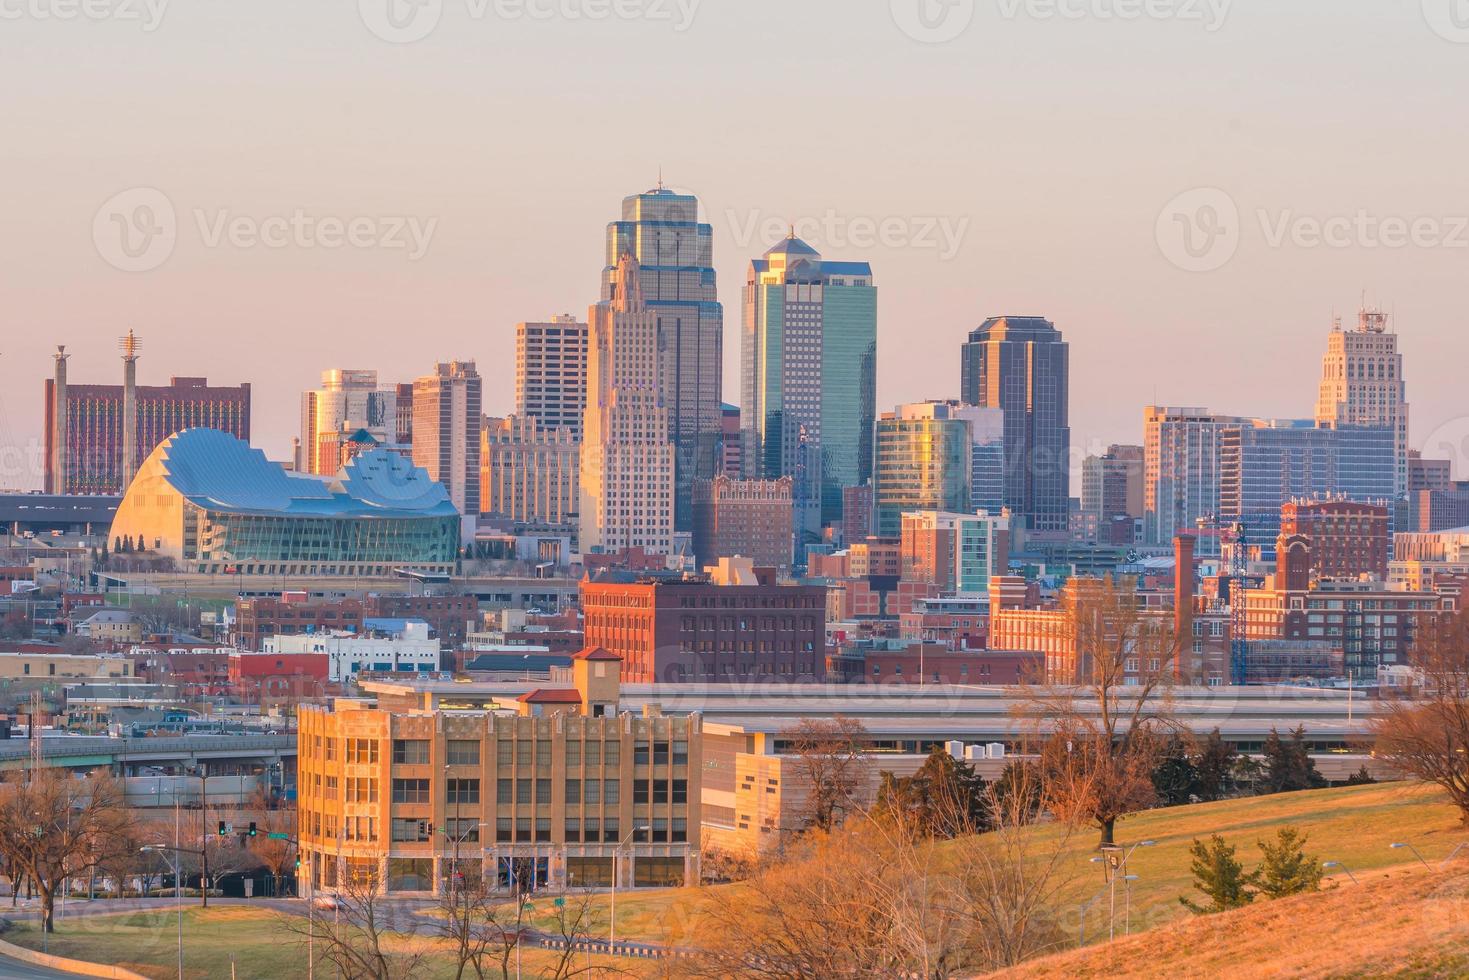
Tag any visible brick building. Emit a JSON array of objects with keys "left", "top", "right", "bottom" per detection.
[
  {"left": 691, "top": 475, "right": 794, "bottom": 572},
  {"left": 1279, "top": 498, "right": 1390, "bottom": 581},
  {"left": 579, "top": 562, "right": 827, "bottom": 683},
  {"left": 234, "top": 597, "right": 364, "bottom": 650}
]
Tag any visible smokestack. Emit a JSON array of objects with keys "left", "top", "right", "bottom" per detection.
[
  {"left": 1174, "top": 533, "right": 1196, "bottom": 681},
  {"left": 51, "top": 346, "right": 69, "bottom": 495},
  {"left": 119, "top": 331, "right": 141, "bottom": 490}
]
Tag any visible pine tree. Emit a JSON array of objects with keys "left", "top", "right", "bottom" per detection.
[
  {"left": 1152, "top": 736, "right": 1200, "bottom": 806},
  {"left": 875, "top": 745, "right": 990, "bottom": 837},
  {"left": 1193, "top": 727, "right": 1237, "bottom": 801},
  {"left": 1250, "top": 825, "right": 1323, "bottom": 899},
  {"left": 1287, "top": 725, "right": 1328, "bottom": 790},
  {"left": 1180, "top": 834, "right": 1254, "bottom": 914},
  {"left": 1344, "top": 765, "right": 1377, "bottom": 786},
  {"left": 1261, "top": 728, "right": 1289, "bottom": 793}
]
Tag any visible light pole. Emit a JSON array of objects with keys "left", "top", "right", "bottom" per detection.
[
  {"left": 1322, "top": 860, "right": 1359, "bottom": 884},
  {"left": 1092, "top": 839, "right": 1153, "bottom": 941},
  {"left": 1077, "top": 885, "right": 1108, "bottom": 947},
  {"left": 1442, "top": 843, "right": 1469, "bottom": 868},
  {"left": 140, "top": 844, "right": 201, "bottom": 980},
  {"left": 186, "top": 764, "right": 211, "bottom": 907},
  {"left": 609, "top": 824, "right": 649, "bottom": 949},
  {"left": 1389, "top": 842, "right": 1432, "bottom": 870},
  {"left": 1121, "top": 874, "right": 1140, "bottom": 934}
]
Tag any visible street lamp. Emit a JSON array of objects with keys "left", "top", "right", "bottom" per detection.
[
  {"left": 1322, "top": 860, "right": 1359, "bottom": 884},
  {"left": 1121, "top": 874, "right": 1140, "bottom": 935},
  {"left": 1389, "top": 842, "right": 1432, "bottom": 870},
  {"left": 141, "top": 844, "right": 199, "bottom": 979},
  {"left": 1077, "top": 885, "right": 1108, "bottom": 947},
  {"left": 1442, "top": 843, "right": 1469, "bottom": 868},
  {"left": 1093, "top": 840, "right": 1154, "bottom": 941},
  {"left": 185, "top": 764, "right": 211, "bottom": 907},
  {"left": 609, "top": 824, "right": 650, "bottom": 948}
]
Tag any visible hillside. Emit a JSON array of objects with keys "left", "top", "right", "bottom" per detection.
[{"left": 996, "top": 865, "right": 1469, "bottom": 978}]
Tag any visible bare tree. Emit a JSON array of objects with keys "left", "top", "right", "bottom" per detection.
[
  {"left": 437, "top": 868, "right": 529, "bottom": 980},
  {"left": 1371, "top": 606, "right": 1469, "bottom": 824},
  {"left": 780, "top": 716, "right": 868, "bottom": 833},
  {"left": 1023, "top": 576, "right": 1177, "bottom": 846},
  {"left": 0, "top": 770, "right": 134, "bottom": 932},
  {"left": 284, "top": 868, "right": 424, "bottom": 980},
  {"left": 244, "top": 787, "right": 296, "bottom": 895}
]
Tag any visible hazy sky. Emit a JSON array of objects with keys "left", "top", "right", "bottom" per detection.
[{"left": 3, "top": 0, "right": 1467, "bottom": 489}]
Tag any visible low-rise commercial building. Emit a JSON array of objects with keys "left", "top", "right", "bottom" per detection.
[{"left": 265, "top": 621, "right": 440, "bottom": 682}]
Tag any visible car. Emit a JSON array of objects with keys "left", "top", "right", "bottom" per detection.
[{"left": 311, "top": 895, "right": 340, "bottom": 910}]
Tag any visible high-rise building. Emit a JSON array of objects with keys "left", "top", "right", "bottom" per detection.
[
  {"left": 1143, "top": 406, "right": 1242, "bottom": 548},
  {"left": 959, "top": 317, "right": 1069, "bottom": 533},
  {"left": 394, "top": 383, "right": 415, "bottom": 449},
  {"left": 872, "top": 403, "right": 973, "bottom": 538},
  {"left": 1315, "top": 307, "right": 1408, "bottom": 498},
  {"left": 1082, "top": 445, "right": 1144, "bottom": 522},
  {"left": 412, "top": 361, "right": 482, "bottom": 517},
  {"left": 841, "top": 485, "right": 874, "bottom": 546},
  {"left": 300, "top": 369, "right": 401, "bottom": 476},
  {"left": 719, "top": 404, "right": 743, "bottom": 478},
  {"left": 580, "top": 255, "right": 676, "bottom": 555},
  {"left": 691, "top": 475, "right": 794, "bottom": 571},
  {"left": 515, "top": 315, "right": 588, "bottom": 439},
  {"left": 480, "top": 415, "right": 579, "bottom": 526},
  {"left": 603, "top": 184, "right": 722, "bottom": 532},
  {"left": 953, "top": 405, "right": 1006, "bottom": 516},
  {"left": 44, "top": 346, "right": 251, "bottom": 495},
  {"left": 899, "top": 510, "right": 1010, "bottom": 595},
  {"left": 741, "top": 235, "right": 877, "bottom": 540},
  {"left": 1219, "top": 420, "right": 1396, "bottom": 558}
]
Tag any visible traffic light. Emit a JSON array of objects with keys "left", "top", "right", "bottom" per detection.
[
  {"left": 248, "top": 822, "right": 257, "bottom": 837},
  {"left": 217, "top": 820, "right": 227, "bottom": 836}
]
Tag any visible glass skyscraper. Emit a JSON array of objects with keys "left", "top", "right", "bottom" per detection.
[
  {"left": 741, "top": 236, "right": 877, "bottom": 543},
  {"left": 603, "top": 185, "right": 723, "bottom": 531},
  {"left": 872, "top": 404, "right": 972, "bottom": 537},
  {"left": 960, "top": 316, "right": 1070, "bottom": 534}
]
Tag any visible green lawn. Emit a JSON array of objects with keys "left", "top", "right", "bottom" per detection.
[{"left": 5, "top": 906, "right": 646, "bottom": 980}]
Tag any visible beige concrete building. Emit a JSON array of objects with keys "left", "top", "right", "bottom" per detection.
[
  {"left": 0, "top": 651, "right": 132, "bottom": 679},
  {"left": 297, "top": 649, "right": 700, "bottom": 895},
  {"left": 480, "top": 415, "right": 579, "bottom": 526}
]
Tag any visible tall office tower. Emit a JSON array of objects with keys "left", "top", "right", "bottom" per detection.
[
  {"left": 580, "top": 255, "right": 676, "bottom": 555},
  {"left": 691, "top": 475, "right": 794, "bottom": 571},
  {"left": 299, "top": 369, "right": 400, "bottom": 476},
  {"left": 950, "top": 404, "right": 1006, "bottom": 515},
  {"left": 959, "top": 317, "right": 1069, "bottom": 533},
  {"left": 1082, "top": 444, "right": 1145, "bottom": 521},
  {"left": 872, "top": 403, "right": 973, "bottom": 537},
  {"left": 741, "top": 235, "right": 877, "bottom": 542},
  {"left": 1219, "top": 420, "right": 1396, "bottom": 558},
  {"left": 720, "top": 404, "right": 743, "bottom": 478},
  {"left": 1315, "top": 307, "right": 1408, "bottom": 498},
  {"left": 394, "top": 383, "right": 414, "bottom": 449},
  {"left": 44, "top": 351, "right": 251, "bottom": 495},
  {"left": 1143, "top": 406, "right": 1241, "bottom": 548},
  {"left": 515, "top": 315, "right": 588, "bottom": 439},
  {"left": 603, "top": 184, "right": 722, "bottom": 531},
  {"left": 412, "top": 361, "right": 482, "bottom": 516},
  {"left": 480, "top": 415, "right": 579, "bottom": 526}
]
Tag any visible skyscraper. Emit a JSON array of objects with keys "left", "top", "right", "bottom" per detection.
[
  {"left": 299, "top": 369, "right": 400, "bottom": 476},
  {"left": 741, "top": 235, "right": 877, "bottom": 541},
  {"left": 1082, "top": 445, "right": 1145, "bottom": 522},
  {"left": 580, "top": 254, "right": 676, "bottom": 555},
  {"left": 1315, "top": 307, "right": 1408, "bottom": 499},
  {"left": 515, "top": 315, "right": 588, "bottom": 439},
  {"left": 959, "top": 316, "right": 1069, "bottom": 533},
  {"left": 1143, "top": 406, "right": 1240, "bottom": 549},
  {"left": 872, "top": 403, "right": 973, "bottom": 537},
  {"left": 603, "top": 184, "right": 722, "bottom": 531},
  {"left": 480, "top": 415, "right": 579, "bottom": 527},
  {"left": 411, "top": 361, "right": 482, "bottom": 517}
]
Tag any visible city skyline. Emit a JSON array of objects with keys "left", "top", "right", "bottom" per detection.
[{"left": 3, "top": 5, "right": 1468, "bottom": 490}]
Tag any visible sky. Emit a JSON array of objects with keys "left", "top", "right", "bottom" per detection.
[{"left": 2, "top": 0, "right": 1468, "bottom": 489}]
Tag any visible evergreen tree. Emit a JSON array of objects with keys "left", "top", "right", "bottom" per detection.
[
  {"left": 1250, "top": 826, "right": 1323, "bottom": 899},
  {"left": 1152, "top": 736, "right": 1200, "bottom": 806},
  {"left": 1265, "top": 726, "right": 1327, "bottom": 793},
  {"left": 875, "top": 745, "right": 990, "bottom": 837},
  {"left": 1180, "top": 834, "right": 1254, "bottom": 915},
  {"left": 1288, "top": 726, "right": 1328, "bottom": 790},
  {"left": 1344, "top": 765, "right": 1377, "bottom": 786},
  {"left": 1193, "top": 727, "right": 1237, "bottom": 801}
]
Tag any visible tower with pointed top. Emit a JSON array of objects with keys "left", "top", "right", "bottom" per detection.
[
  {"left": 119, "top": 330, "right": 141, "bottom": 490},
  {"left": 1315, "top": 306, "right": 1408, "bottom": 499},
  {"left": 602, "top": 184, "right": 722, "bottom": 533},
  {"left": 580, "top": 254, "right": 676, "bottom": 555},
  {"left": 741, "top": 235, "right": 877, "bottom": 545}
]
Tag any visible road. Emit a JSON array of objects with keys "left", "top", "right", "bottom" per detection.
[{"left": 0, "top": 949, "right": 90, "bottom": 979}]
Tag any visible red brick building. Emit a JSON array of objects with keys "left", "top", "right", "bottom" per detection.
[
  {"left": 228, "top": 651, "right": 330, "bottom": 706},
  {"left": 233, "top": 596, "right": 364, "bottom": 649},
  {"left": 580, "top": 570, "right": 827, "bottom": 683},
  {"left": 691, "top": 475, "right": 794, "bottom": 572},
  {"left": 1279, "top": 499, "right": 1390, "bottom": 581},
  {"left": 364, "top": 593, "right": 477, "bottom": 647},
  {"left": 829, "top": 644, "right": 1040, "bottom": 685}
]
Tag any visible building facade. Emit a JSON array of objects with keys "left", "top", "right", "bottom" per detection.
[
  {"left": 1143, "top": 406, "right": 1240, "bottom": 548},
  {"left": 959, "top": 317, "right": 1069, "bottom": 534},
  {"left": 300, "top": 370, "right": 401, "bottom": 476},
  {"left": 296, "top": 654, "right": 700, "bottom": 896},
  {"left": 1279, "top": 498, "right": 1390, "bottom": 581},
  {"left": 603, "top": 185, "right": 723, "bottom": 532},
  {"left": 741, "top": 235, "right": 877, "bottom": 540},
  {"left": 108, "top": 429, "right": 460, "bottom": 577},
  {"left": 412, "top": 362, "right": 483, "bottom": 518},
  {"left": 44, "top": 361, "right": 251, "bottom": 495},
  {"left": 1315, "top": 308, "right": 1408, "bottom": 498},
  {"left": 691, "top": 475, "right": 794, "bottom": 571},
  {"left": 515, "top": 316, "right": 588, "bottom": 440},
  {"left": 872, "top": 402, "right": 974, "bottom": 537},
  {"left": 579, "top": 255, "right": 676, "bottom": 555},
  {"left": 480, "top": 415, "right": 579, "bottom": 527}
]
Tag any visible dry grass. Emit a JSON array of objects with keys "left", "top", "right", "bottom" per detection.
[{"left": 996, "top": 866, "right": 1469, "bottom": 978}]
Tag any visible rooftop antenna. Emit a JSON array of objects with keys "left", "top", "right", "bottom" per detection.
[{"left": 656, "top": 165, "right": 663, "bottom": 191}]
